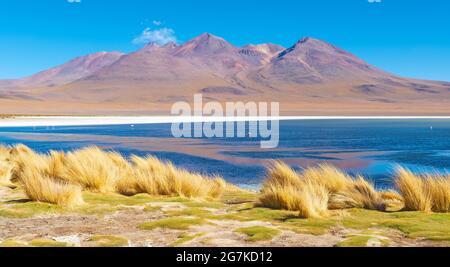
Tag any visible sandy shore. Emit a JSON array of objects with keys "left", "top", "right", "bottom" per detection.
[{"left": 1, "top": 116, "right": 450, "bottom": 127}]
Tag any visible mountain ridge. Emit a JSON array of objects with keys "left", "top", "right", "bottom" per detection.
[{"left": 0, "top": 33, "right": 449, "bottom": 115}]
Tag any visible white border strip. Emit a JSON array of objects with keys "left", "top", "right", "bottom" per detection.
[{"left": 1, "top": 116, "right": 450, "bottom": 127}]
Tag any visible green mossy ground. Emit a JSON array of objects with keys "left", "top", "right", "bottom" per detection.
[
  {"left": 29, "top": 239, "right": 69, "bottom": 247},
  {"left": 90, "top": 235, "right": 129, "bottom": 247},
  {"left": 0, "top": 240, "right": 29, "bottom": 247},
  {"left": 169, "top": 233, "right": 205, "bottom": 247},
  {"left": 236, "top": 226, "right": 281, "bottom": 242},
  {"left": 1, "top": 189, "right": 449, "bottom": 246},
  {"left": 139, "top": 217, "right": 206, "bottom": 230}
]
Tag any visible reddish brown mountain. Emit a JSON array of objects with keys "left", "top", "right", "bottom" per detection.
[
  {"left": 15, "top": 51, "right": 124, "bottom": 88},
  {"left": 0, "top": 33, "right": 449, "bottom": 115}
]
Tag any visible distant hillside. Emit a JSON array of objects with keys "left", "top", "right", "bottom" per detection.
[{"left": 0, "top": 33, "right": 449, "bottom": 115}]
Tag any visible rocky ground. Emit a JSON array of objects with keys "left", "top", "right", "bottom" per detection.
[{"left": 0, "top": 186, "right": 448, "bottom": 247}]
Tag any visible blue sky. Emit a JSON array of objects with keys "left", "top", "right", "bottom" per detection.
[{"left": 0, "top": 0, "right": 449, "bottom": 81}]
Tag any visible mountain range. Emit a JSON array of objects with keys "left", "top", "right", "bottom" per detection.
[{"left": 1, "top": 33, "right": 449, "bottom": 115}]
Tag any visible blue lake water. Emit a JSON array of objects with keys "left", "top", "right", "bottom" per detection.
[{"left": 1, "top": 119, "right": 449, "bottom": 189}]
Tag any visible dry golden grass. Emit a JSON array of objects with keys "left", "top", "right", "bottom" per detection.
[
  {"left": 260, "top": 162, "right": 329, "bottom": 218},
  {"left": 262, "top": 181, "right": 329, "bottom": 218},
  {"left": 4, "top": 144, "right": 226, "bottom": 203},
  {"left": 61, "top": 147, "right": 123, "bottom": 193},
  {"left": 424, "top": 177, "right": 450, "bottom": 212},
  {"left": 19, "top": 168, "right": 83, "bottom": 208},
  {"left": 264, "top": 161, "right": 303, "bottom": 189},
  {"left": 9, "top": 144, "right": 51, "bottom": 182},
  {"left": 108, "top": 152, "right": 133, "bottom": 174},
  {"left": 0, "top": 161, "right": 14, "bottom": 187},
  {"left": 396, "top": 167, "right": 432, "bottom": 212},
  {"left": 4, "top": 145, "right": 83, "bottom": 207},
  {"left": 380, "top": 190, "right": 404, "bottom": 203},
  {"left": 131, "top": 156, "right": 175, "bottom": 196},
  {"left": 329, "top": 177, "right": 385, "bottom": 211},
  {"left": 48, "top": 150, "right": 66, "bottom": 179},
  {"left": 0, "top": 146, "right": 12, "bottom": 186},
  {"left": 302, "top": 166, "right": 388, "bottom": 211},
  {"left": 301, "top": 165, "right": 377, "bottom": 210},
  {"left": 5, "top": 144, "right": 447, "bottom": 214},
  {"left": 260, "top": 162, "right": 303, "bottom": 211},
  {"left": 301, "top": 164, "right": 353, "bottom": 193},
  {"left": 116, "top": 156, "right": 226, "bottom": 199},
  {"left": 0, "top": 146, "right": 10, "bottom": 185},
  {"left": 260, "top": 162, "right": 393, "bottom": 217},
  {"left": 209, "top": 176, "right": 227, "bottom": 199},
  {"left": 396, "top": 167, "right": 449, "bottom": 213},
  {"left": 9, "top": 146, "right": 67, "bottom": 184},
  {"left": 0, "top": 145, "right": 10, "bottom": 160}
]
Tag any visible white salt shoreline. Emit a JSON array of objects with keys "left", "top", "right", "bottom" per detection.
[{"left": 1, "top": 116, "right": 450, "bottom": 128}]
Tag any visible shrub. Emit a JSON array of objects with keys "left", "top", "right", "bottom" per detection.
[
  {"left": 0, "top": 146, "right": 13, "bottom": 186},
  {"left": 301, "top": 164, "right": 354, "bottom": 193},
  {"left": 116, "top": 156, "right": 226, "bottom": 199},
  {"left": 61, "top": 147, "right": 123, "bottom": 193},
  {"left": 19, "top": 168, "right": 83, "bottom": 208},
  {"left": 380, "top": 190, "right": 404, "bottom": 203},
  {"left": 260, "top": 162, "right": 392, "bottom": 216},
  {"left": 396, "top": 168, "right": 433, "bottom": 212},
  {"left": 395, "top": 167, "right": 449, "bottom": 213},
  {"left": 329, "top": 177, "right": 386, "bottom": 211},
  {"left": 260, "top": 162, "right": 329, "bottom": 218},
  {"left": 0, "top": 161, "right": 13, "bottom": 187},
  {"left": 424, "top": 176, "right": 450, "bottom": 212},
  {"left": 0, "top": 145, "right": 10, "bottom": 161},
  {"left": 9, "top": 144, "right": 49, "bottom": 182}
]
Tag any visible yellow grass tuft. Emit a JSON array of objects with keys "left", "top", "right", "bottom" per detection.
[
  {"left": 264, "top": 161, "right": 303, "bottom": 188},
  {"left": 395, "top": 167, "right": 450, "bottom": 213},
  {"left": 380, "top": 190, "right": 404, "bottom": 203},
  {"left": 424, "top": 176, "right": 450, "bottom": 212},
  {"left": 0, "top": 146, "right": 12, "bottom": 186},
  {"left": 260, "top": 162, "right": 393, "bottom": 217},
  {"left": 61, "top": 147, "right": 123, "bottom": 193},
  {"left": 6, "top": 144, "right": 225, "bottom": 203},
  {"left": 260, "top": 162, "right": 329, "bottom": 218},
  {"left": 0, "top": 146, "right": 11, "bottom": 185},
  {"left": 19, "top": 167, "right": 84, "bottom": 208},
  {"left": 0, "top": 161, "right": 14, "bottom": 187},
  {"left": 48, "top": 150, "right": 66, "bottom": 179},
  {"left": 9, "top": 144, "right": 33, "bottom": 155},
  {"left": 9, "top": 144, "right": 50, "bottom": 182},
  {"left": 0, "top": 145, "right": 10, "bottom": 160},
  {"left": 116, "top": 156, "right": 226, "bottom": 199},
  {"left": 7, "top": 143, "right": 446, "bottom": 216},
  {"left": 301, "top": 164, "right": 354, "bottom": 193},
  {"left": 329, "top": 177, "right": 386, "bottom": 211},
  {"left": 208, "top": 176, "right": 227, "bottom": 199},
  {"left": 396, "top": 167, "right": 432, "bottom": 212},
  {"left": 6, "top": 146, "right": 83, "bottom": 207},
  {"left": 9, "top": 146, "right": 67, "bottom": 184}
]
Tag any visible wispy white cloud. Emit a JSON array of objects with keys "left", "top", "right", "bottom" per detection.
[
  {"left": 368, "top": 0, "right": 382, "bottom": 3},
  {"left": 67, "top": 0, "right": 81, "bottom": 3},
  {"left": 132, "top": 27, "right": 178, "bottom": 45},
  {"left": 153, "top": 20, "right": 162, "bottom": 26}
]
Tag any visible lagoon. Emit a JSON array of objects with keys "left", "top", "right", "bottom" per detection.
[{"left": 1, "top": 119, "right": 449, "bottom": 189}]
